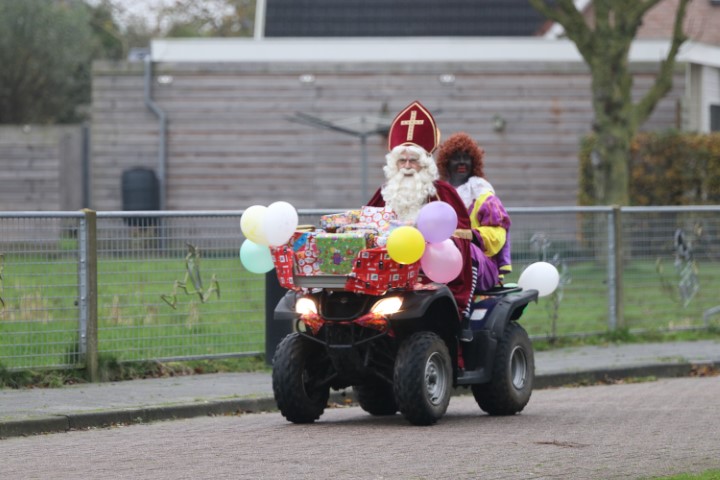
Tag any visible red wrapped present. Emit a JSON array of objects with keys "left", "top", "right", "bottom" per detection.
[
  {"left": 345, "top": 247, "right": 420, "bottom": 295},
  {"left": 270, "top": 245, "right": 296, "bottom": 290}
]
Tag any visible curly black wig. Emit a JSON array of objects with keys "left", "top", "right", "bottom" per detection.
[{"left": 435, "top": 132, "right": 485, "bottom": 180}]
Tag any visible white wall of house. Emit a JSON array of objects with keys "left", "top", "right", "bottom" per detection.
[
  {"left": 700, "top": 65, "right": 720, "bottom": 132},
  {"left": 678, "top": 42, "right": 720, "bottom": 133},
  {"left": 688, "top": 63, "right": 720, "bottom": 133}
]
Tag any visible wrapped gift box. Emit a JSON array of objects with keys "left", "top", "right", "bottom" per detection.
[
  {"left": 290, "top": 231, "right": 322, "bottom": 276},
  {"left": 270, "top": 245, "right": 296, "bottom": 289},
  {"left": 359, "top": 206, "right": 396, "bottom": 232},
  {"left": 337, "top": 222, "right": 376, "bottom": 234},
  {"left": 337, "top": 224, "right": 379, "bottom": 248},
  {"left": 319, "top": 210, "right": 361, "bottom": 232},
  {"left": 315, "top": 232, "right": 366, "bottom": 275},
  {"left": 374, "top": 219, "right": 415, "bottom": 247},
  {"left": 345, "top": 247, "right": 420, "bottom": 295}
]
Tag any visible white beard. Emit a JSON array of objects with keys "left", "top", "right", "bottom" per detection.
[{"left": 381, "top": 168, "right": 437, "bottom": 222}]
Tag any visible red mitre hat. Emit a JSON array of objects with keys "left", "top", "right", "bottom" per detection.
[{"left": 387, "top": 101, "right": 440, "bottom": 153}]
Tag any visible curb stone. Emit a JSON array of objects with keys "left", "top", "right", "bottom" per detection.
[
  {"left": 0, "top": 391, "right": 350, "bottom": 439},
  {"left": 3, "top": 363, "right": 718, "bottom": 439}
]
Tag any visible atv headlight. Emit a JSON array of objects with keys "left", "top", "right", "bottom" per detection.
[
  {"left": 371, "top": 296, "right": 403, "bottom": 316},
  {"left": 295, "top": 297, "right": 318, "bottom": 315}
]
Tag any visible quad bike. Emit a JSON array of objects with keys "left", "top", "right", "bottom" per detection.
[{"left": 271, "top": 267, "right": 540, "bottom": 426}]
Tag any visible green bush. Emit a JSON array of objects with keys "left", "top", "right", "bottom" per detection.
[{"left": 580, "top": 131, "right": 720, "bottom": 205}]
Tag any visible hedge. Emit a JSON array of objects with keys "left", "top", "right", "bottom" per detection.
[{"left": 579, "top": 131, "right": 720, "bottom": 206}]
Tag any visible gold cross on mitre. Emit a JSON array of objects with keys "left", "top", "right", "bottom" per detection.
[
  {"left": 387, "top": 101, "right": 439, "bottom": 153},
  {"left": 400, "top": 110, "right": 425, "bottom": 141}
]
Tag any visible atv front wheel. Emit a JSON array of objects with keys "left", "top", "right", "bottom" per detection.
[
  {"left": 472, "top": 322, "right": 534, "bottom": 415},
  {"left": 394, "top": 332, "right": 452, "bottom": 426},
  {"left": 272, "top": 333, "right": 330, "bottom": 423}
]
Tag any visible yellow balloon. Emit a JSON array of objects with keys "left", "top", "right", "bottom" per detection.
[
  {"left": 240, "top": 205, "right": 269, "bottom": 246},
  {"left": 387, "top": 226, "right": 425, "bottom": 264}
]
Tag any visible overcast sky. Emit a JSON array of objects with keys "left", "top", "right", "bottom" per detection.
[
  {"left": 100, "top": 0, "right": 241, "bottom": 32},
  {"left": 87, "top": 0, "right": 178, "bottom": 29}
]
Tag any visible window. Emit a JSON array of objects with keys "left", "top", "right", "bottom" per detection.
[{"left": 711, "top": 105, "right": 720, "bottom": 132}]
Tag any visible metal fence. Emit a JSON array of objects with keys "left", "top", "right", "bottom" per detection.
[{"left": 1, "top": 206, "right": 719, "bottom": 373}]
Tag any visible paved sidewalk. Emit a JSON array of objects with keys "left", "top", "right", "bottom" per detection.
[{"left": 1, "top": 340, "right": 719, "bottom": 438}]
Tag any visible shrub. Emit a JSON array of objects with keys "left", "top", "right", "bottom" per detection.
[{"left": 580, "top": 131, "right": 720, "bottom": 205}]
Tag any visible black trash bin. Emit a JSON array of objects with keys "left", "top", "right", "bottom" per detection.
[
  {"left": 121, "top": 167, "right": 159, "bottom": 226},
  {"left": 265, "top": 272, "right": 293, "bottom": 366}
]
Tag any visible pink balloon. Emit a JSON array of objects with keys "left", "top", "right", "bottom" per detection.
[
  {"left": 416, "top": 201, "right": 458, "bottom": 244},
  {"left": 420, "top": 239, "right": 463, "bottom": 283}
]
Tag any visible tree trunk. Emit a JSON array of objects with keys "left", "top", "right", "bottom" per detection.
[
  {"left": 590, "top": 52, "right": 635, "bottom": 206},
  {"left": 528, "top": 0, "right": 690, "bottom": 207}
]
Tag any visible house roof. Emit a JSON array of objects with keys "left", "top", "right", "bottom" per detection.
[
  {"left": 150, "top": 37, "right": 680, "bottom": 63},
  {"left": 548, "top": 0, "right": 720, "bottom": 47},
  {"left": 151, "top": 1, "right": 720, "bottom": 68},
  {"left": 263, "top": 0, "right": 552, "bottom": 37}
]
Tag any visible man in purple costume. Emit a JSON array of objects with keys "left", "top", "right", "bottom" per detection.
[{"left": 435, "top": 132, "right": 512, "bottom": 292}]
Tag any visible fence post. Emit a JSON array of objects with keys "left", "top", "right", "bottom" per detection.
[
  {"left": 607, "top": 206, "right": 624, "bottom": 331},
  {"left": 614, "top": 206, "right": 625, "bottom": 330},
  {"left": 80, "top": 209, "right": 99, "bottom": 382}
]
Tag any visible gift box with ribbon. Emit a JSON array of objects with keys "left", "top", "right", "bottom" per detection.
[{"left": 345, "top": 247, "right": 420, "bottom": 295}]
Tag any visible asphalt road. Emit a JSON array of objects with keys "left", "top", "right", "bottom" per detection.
[{"left": 1, "top": 376, "right": 718, "bottom": 480}]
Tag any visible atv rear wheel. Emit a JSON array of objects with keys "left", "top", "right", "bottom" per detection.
[
  {"left": 472, "top": 322, "right": 534, "bottom": 415},
  {"left": 355, "top": 380, "right": 398, "bottom": 416},
  {"left": 394, "top": 332, "right": 452, "bottom": 426},
  {"left": 272, "top": 333, "right": 330, "bottom": 423}
]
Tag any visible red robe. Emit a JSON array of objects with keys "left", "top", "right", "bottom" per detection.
[{"left": 367, "top": 180, "right": 473, "bottom": 319}]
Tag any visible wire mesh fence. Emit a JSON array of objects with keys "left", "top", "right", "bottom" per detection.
[
  {"left": 93, "top": 212, "right": 265, "bottom": 365},
  {"left": 0, "top": 213, "right": 83, "bottom": 370},
  {"left": 620, "top": 206, "right": 720, "bottom": 332},
  {"left": 1, "top": 206, "right": 719, "bottom": 372},
  {"left": 0, "top": 211, "right": 265, "bottom": 370},
  {"left": 504, "top": 207, "right": 612, "bottom": 339}
]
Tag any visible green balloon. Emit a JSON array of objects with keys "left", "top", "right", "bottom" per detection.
[{"left": 240, "top": 239, "right": 274, "bottom": 274}]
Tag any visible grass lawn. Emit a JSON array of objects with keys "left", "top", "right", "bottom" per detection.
[
  {"left": 649, "top": 470, "right": 720, "bottom": 480},
  {"left": 505, "top": 259, "right": 720, "bottom": 339},
  {"left": 1, "top": 252, "right": 265, "bottom": 369},
  {"left": 2, "top": 253, "right": 719, "bottom": 370}
]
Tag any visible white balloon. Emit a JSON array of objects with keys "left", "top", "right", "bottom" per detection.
[
  {"left": 240, "top": 205, "right": 269, "bottom": 246},
  {"left": 518, "top": 261, "right": 560, "bottom": 297},
  {"left": 262, "top": 201, "right": 299, "bottom": 247}
]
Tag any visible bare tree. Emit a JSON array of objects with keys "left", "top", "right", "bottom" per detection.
[
  {"left": 160, "top": 0, "right": 255, "bottom": 38},
  {"left": 529, "top": 0, "right": 691, "bottom": 205}
]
